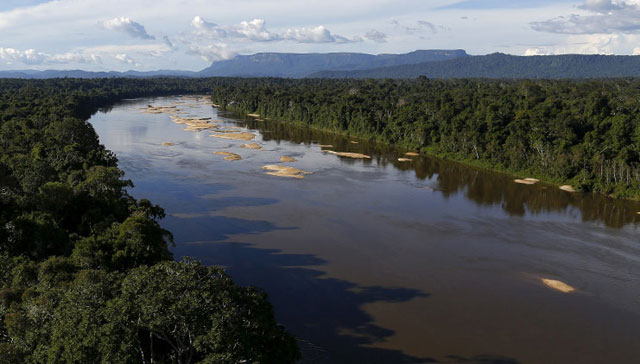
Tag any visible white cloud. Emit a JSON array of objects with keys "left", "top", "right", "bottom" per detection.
[
  {"left": 115, "top": 53, "right": 135, "bottom": 64},
  {"left": 102, "top": 16, "right": 155, "bottom": 40},
  {"left": 365, "top": 29, "right": 387, "bottom": 43},
  {"left": 0, "top": 47, "right": 101, "bottom": 65},
  {"left": 523, "top": 33, "right": 639, "bottom": 55},
  {"left": 187, "top": 44, "right": 237, "bottom": 62},
  {"left": 531, "top": 0, "right": 640, "bottom": 34},
  {"left": 190, "top": 16, "right": 357, "bottom": 44},
  {"left": 282, "top": 25, "right": 359, "bottom": 43},
  {"left": 236, "top": 19, "right": 279, "bottom": 41}
]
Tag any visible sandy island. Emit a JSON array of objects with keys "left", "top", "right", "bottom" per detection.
[
  {"left": 405, "top": 152, "right": 420, "bottom": 156},
  {"left": 262, "top": 165, "right": 311, "bottom": 179},
  {"left": 514, "top": 178, "right": 540, "bottom": 185},
  {"left": 541, "top": 278, "right": 575, "bottom": 293},
  {"left": 210, "top": 132, "right": 256, "bottom": 141},
  {"left": 322, "top": 150, "right": 371, "bottom": 159},
  {"left": 398, "top": 158, "right": 412, "bottom": 162},
  {"left": 559, "top": 185, "right": 576, "bottom": 192},
  {"left": 318, "top": 144, "right": 334, "bottom": 148},
  {"left": 162, "top": 142, "right": 176, "bottom": 146},
  {"left": 214, "top": 151, "right": 242, "bottom": 161},
  {"left": 280, "top": 156, "right": 297, "bottom": 162},
  {"left": 241, "top": 143, "right": 262, "bottom": 150}
]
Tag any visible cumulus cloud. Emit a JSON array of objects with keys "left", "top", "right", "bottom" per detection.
[
  {"left": 115, "top": 53, "right": 135, "bottom": 64},
  {"left": 186, "top": 44, "right": 237, "bottom": 62},
  {"left": 523, "top": 33, "right": 636, "bottom": 55},
  {"left": 0, "top": 47, "right": 101, "bottom": 65},
  {"left": 283, "top": 25, "right": 341, "bottom": 43},
  {"left": 102, "top": 17, "right": 155, "bottom": 40},
  {"left": 189, "top": 16, "right": 356, "bottom": 44},
  {"left": 364, "top": 29, "right": 387, "bottom": 43},
  {"left": 531, "top": 0, "right": 640, "bottom": 34}
]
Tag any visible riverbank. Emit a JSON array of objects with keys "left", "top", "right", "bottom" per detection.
[{"left": 225, "top": 107, "right": 629, "bottom": 201}]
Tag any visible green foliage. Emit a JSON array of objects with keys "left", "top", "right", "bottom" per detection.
[
  {"left": 0, "top": 78, "right": 299, "bottom": 363},
  {"left": 211, "top": 77, "right": 640, "bottom": 199}
]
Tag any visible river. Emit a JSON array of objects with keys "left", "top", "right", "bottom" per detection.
[{"left": 89, "top": 96, "right": 640, "bottom": 364}]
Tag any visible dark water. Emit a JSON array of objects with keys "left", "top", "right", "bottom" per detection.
[{"left": 90, "top": 96, "right": 640, "bottom": 364}]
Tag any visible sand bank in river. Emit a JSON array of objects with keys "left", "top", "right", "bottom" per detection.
[
  {"left": 514, "top": 178, "right": 540, "bottom": 185},
  {"left": 398, "top": 158, "right": 412, "bottom": 162},
  {"left": 262, "top": 165, "right": 311, "bottom": 179},
  {"left": 163, "top": 142, "right": 176, "bottom": 146},
  {"left": 214, "top": 151, "right": 242, "bottom": 161},
  {"left": 322, "top": 150, "right": 371, "bottom": 159},
  {"left": 140, "top": 105, "right": 179, "bottom": 114},
  {"left": 318, "top": 144, "right": 334, "bottom": 148},
  {"left": 241, "top": 143, "right": 262, "bottom": 150},
  {"left": 210, "top": 132, "right": 255, "bottom": 141},
  {"left": 541, "top": 278, "right": 575, "bottom": 293},
  {"left": 280, "top": 156, "right": 297, "bottom": 162},
  {"left": 350, "top": 141, "right": 359, "bottom": 144},
  {"left": 559, "top": 185, "right": 576, "bottom": 192},
  {"left": 405, "top": 152, "right": 420, "bottom": 156},
  {"left": 247, "top": 113, "right": 260, "bottom": 117}
]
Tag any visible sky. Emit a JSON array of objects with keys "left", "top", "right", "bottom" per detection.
[{"left": 1, "top": 0, "right": 640, "bottom": 71}]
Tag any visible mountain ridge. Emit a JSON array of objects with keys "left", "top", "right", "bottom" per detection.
[
  {"left": 2, "top": 51, "right": 640, "bottom": 79},
  {"left": 309, "top": 53, "right": 640, "bottom": 79}
]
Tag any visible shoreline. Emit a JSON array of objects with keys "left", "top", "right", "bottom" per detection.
[{"left": 225, "top": 107, "right": 639, "bottom": 203}]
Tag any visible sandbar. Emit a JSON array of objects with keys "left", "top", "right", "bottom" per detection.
[
  {"left": 241, "top": 143, "right": 262, "bottom": 150},
  {"left": 398, "top": 158, "right": 411, "bottom": 162},
  {"left": 261, "top": 165, "right": 311, "bottom": 179},
  {"left": 541, "top": 278, "right": 575, "bottom": 293},
  {"left": 322, "top": 150, "right": 371, "bottom": 159},
  {"left": 559, "top": 185, "right": 576, "bottom": 192},
  {"left": 280, "top": 156, "right": 297, "bottom": 162},
  {"left": 210, "top": 132, "right": 255, "bottom": 141},
  {"left": 405, "top": 152, "right": 420, "bottom": 156},
  {"left": 214, "top": 151, "right": 242, "bottom": 161},
  {"left": 163, "top": 142, "right": 176, "bottom": 146}
]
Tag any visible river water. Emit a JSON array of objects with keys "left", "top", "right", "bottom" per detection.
[{"left": 89, "top": 96, "right": 640, "bottom": 364}]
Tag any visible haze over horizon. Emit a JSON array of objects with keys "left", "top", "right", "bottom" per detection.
[{"left": 1, "top": 0, "right": 639, "bottom": 72}]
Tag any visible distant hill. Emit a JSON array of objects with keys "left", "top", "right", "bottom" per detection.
[
  {"left": 310, "top": 53, "right": 640, "bottom": 79},
  {"left": 3, "top": 51, "right": 640, "bottom": 79},
  {"left": 0, "top": 69, "right": 197, "bottom": 79},
  {"left": 197, "top": 50, "right": 469, "bottom": 78}
]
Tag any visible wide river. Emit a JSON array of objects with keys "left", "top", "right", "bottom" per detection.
[{"left": 90, "top": 96, "right": 640, "bottom": 364}]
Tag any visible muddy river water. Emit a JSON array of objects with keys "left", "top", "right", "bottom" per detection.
[{"left": 89, "top": 96, "right": 640, "bottom": 364}]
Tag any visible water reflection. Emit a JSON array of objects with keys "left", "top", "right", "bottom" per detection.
[
  {"left": 175, "top": 242, "right": 519, "bottom": 364},
  {"left": 230, "top": 112, "right": 640, "bottom": 228}
]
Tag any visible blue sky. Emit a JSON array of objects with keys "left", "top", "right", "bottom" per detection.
[{"left": 0, "top": 0, "right": 639, "bottom": 71}]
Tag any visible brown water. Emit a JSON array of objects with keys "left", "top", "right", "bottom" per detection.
[{"left": 90, "top": 96, "right": 640, "bottom": 364}]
